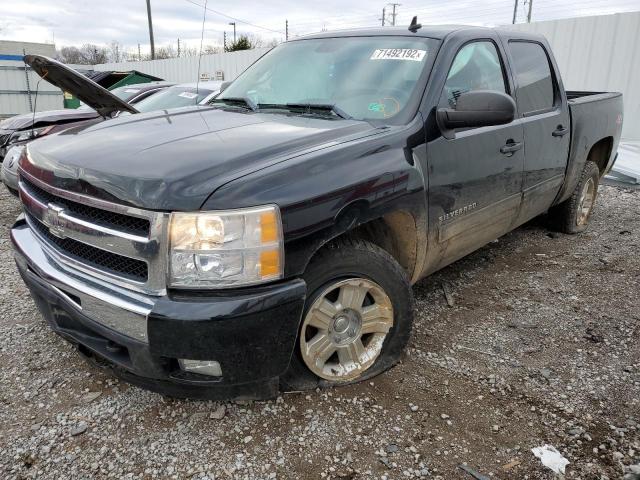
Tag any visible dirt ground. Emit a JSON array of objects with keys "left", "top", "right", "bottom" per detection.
[{"left": 0, "top": 184, "right": 638, "bottom": 480}]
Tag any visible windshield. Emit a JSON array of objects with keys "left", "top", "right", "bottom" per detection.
[
  {"left": 110, "top": 86, "right": 142, "bottom": 101},
  {"left": 134, "top": 86, "right": 213, "bottom": 113},
  {"left": 218, "top": 36, "right": 439, "bottom": 122}
]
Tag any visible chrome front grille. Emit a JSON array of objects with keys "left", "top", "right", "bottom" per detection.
[
  {"left": 22, "top": 177, "right": 151, "bottom": 236},
  {"left": 27, "top": 213, "right": 149, "bottom": 281},
  {"left": 18, "top": 169, "right": 169, "bottom": 295}
]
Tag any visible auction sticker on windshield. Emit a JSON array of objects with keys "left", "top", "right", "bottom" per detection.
[{"left": 370, "top": 49, "right": 426, "bottom": 61}]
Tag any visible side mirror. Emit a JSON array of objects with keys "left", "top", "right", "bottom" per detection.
[
  {"left": 219, "top": 81, "right": 231, "bottom": 93},
  {"left": 437, "top": 90, "right": 516, "bottom": 139}
]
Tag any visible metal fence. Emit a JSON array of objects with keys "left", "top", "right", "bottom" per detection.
[
  {"left": 509, "top": 11, "right": 640, "bottom": 141},
  {"left": 0, "top": 41, "right": 62, "bottom": 119},
  {"left": 91, "top": 48, "right": 270, "bottom": 84}
]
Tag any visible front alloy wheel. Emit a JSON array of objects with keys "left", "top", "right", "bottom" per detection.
[{"left": 300, "top": 278, "right": 394, "bottom": 381}]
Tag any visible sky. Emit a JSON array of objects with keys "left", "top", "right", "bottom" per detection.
[{"left": 1, "top": 0, "right": 639, "bottom": 55}]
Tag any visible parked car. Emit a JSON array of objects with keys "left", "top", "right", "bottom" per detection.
[
  {"left": 1, "top": 145, "right": 24, "bottom": 195},
  {"left": 124, "top": 81, "right": 223, "bottom": 113},
  {"left": 12, "top": 25, "right": 622, "bottom": 400},
  {"left": 0, "top": 81, "right": 172, "bottom": 162},
  {"left": 2, "top": 63, "right": 220, "bottom": 194}
]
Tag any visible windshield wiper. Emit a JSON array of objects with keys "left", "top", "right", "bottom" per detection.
[
  {"left": 258, "top": 103, "right": 352, "bottom": 120},
  {"left": 209, "top": 97, "right": 258, "bottom": 112}
]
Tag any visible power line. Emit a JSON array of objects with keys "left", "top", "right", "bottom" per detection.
[
  {"left": 183, "top": 0, "right": 640, "bottom": 42},
  {"left": 183, "top": 0, "right": 286, "bottom": 35}
]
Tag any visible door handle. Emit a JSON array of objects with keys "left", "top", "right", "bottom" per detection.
[
  {"left": 500, "top": 140, "right": 523, "bottom": 156},
  {"left": 552, "top": 126, "right": 569, "bottom": 137}
]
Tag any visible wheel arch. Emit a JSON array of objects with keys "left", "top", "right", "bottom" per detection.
[
  {"left": 298, "top": 208, "right": 421, "bottom": 282},
  {"left": 588, "top": 136, "right": 614, "bottom": 176}
]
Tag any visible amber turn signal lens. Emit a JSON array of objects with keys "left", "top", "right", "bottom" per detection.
[
  {"left": 260, "top": 250, "right": 281, "bottom": 278},
  {"left": 261, "top": 211, "right": 278, "bottom": 244}
]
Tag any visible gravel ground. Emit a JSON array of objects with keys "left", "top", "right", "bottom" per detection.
[{"left": 0, "top": 184, "right": 638, "bottom": 480}]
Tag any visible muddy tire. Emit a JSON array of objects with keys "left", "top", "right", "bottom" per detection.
[
  {"left": 281, "top": 237, "right": 414, "bottom": 391},
  {"left": 549, "top": 161, "right": 600, "bottom": 234}
]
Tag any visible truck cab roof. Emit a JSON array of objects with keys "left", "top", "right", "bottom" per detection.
[{"left": 296, "top": 25, "right": 547, "bottom": 43}]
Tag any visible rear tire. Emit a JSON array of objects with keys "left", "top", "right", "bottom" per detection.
[
  {"left": 281, "top": 237, "right": 414, "bottom": 391},
  {"left": 549, "top": 161, "right": 600, "bottom": 234}
]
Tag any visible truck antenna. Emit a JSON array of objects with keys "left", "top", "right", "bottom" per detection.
[
  {"left": 196, "top": 0, "right": 208, "bottom": 95},
  {"left": 408, "top": 16, "right": 422, "bottom": 32}
]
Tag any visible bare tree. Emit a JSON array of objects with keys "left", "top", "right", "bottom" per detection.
[
  {"left": 181, "top": 45, "right": 200, "bottom": 57},
  {"left": 202, "top": 44, "right": 223, "bottom": 55},
  {"left": 154, "top": 45, "right": 178, "bottom": 60},
  {"left": 108, "top": 41, "right": 125, "bottom": 63},
  {"left": 56, "top": 46, "right": 85, "bottom": 64},
  {"left": 55, "top": 44, "right": 108, "bottom": 65},
  {"left": 80, "top": 44, "right": 109, "bottom": 64}
]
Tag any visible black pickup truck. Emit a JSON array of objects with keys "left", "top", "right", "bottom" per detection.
[{"left": 11, "top": 24, "right": 623, "bottom": 400}]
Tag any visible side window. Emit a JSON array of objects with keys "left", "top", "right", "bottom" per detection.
[
  {"left": 508, "top": 41, "right": 555, "bottom": 114},
  {"left": 442, "top": 41, "right": 507, "bottom": 108}
]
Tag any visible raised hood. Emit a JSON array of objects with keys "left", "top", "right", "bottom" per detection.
[
  {"left": 22, "top": 107, "right": 380, "bottom": 211},
  {"left": 0, "top": 109, "right": 100, "bottom": 132},
  {"left": 24, "top": 55, "right": 138, "bottom": 117}
]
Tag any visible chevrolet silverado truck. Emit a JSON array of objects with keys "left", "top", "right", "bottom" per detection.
[{"left": 11, "top": 24, "right": 623, "bottom": 400}]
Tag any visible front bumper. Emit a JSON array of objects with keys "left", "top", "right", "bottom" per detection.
[{"left": 12, "top": 219, "right": 306, "bottom": 400}]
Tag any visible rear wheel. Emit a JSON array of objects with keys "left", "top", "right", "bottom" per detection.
[
  {"left": 282, "top": 237, "right": 413, "bottom": 390},
  {"left": 549, "top": 161, "right": 600, "bottom": 234}
]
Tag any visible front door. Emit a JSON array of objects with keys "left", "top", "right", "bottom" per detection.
[
  {"left": 427, "top": 39, "right": 525, "bottom": 270},
  {"left": 506, "top": 40, "right": 571, "bottom": 225}
]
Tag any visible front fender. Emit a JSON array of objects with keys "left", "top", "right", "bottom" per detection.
[{"left": 201, "top": 123, "right": 427, "bottom": 278}]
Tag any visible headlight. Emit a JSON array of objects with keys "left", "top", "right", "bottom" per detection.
[
  {"left": 8, "top": 126, "right": 54, "bottom": 145},
  {"left": 169, "top": 205, "right": 284, "bottom": 288}
]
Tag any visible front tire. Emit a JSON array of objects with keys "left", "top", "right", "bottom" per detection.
[
  {"left": 281, "top": 237, "right": 414, "bottom": 391},
  {"left": 549, "top": 161, "right": 600, "bottom": 234}
]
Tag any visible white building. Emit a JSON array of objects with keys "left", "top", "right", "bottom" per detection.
[{"left": 0, "top": 40, "right": 62, "bottom": 119}]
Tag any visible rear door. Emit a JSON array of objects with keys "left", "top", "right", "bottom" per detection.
[
  {"left": 504, "top": 40, "right": 570, "bottom": 224},
  {"left": 426, "top": 37, "right": 525, "bottom": 270}
]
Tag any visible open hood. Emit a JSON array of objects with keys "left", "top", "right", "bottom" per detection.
[{"left": 23, "top": 55, "right": 139, "bottom": 117}]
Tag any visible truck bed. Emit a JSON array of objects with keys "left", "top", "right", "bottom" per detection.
[
  {"left": 555, "top": 90, "right": 623, "bottom": 205},
  {"left": 566, "top": 90, "right": 622, "bottom": 103}
]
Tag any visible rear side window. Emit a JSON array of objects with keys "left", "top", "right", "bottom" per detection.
[
  {"left": 441, "top": 41, "right": 507, "bottom": 108},
  {"left": 508, "top": 42, "right": 555, "bottom": 114}
]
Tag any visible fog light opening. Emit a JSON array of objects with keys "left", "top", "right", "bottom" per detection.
[{"left": 178, "top": 359, "right": 223, "bottom": 377}]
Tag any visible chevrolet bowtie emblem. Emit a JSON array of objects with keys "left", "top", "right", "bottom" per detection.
[{"left": 46, "top": 203, "right": 66, "bottom": 239}]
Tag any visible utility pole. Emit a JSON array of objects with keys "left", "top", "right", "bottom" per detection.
[
  {"left": 381, "top": 7, "right": 386, "bottom": 26},
  {"left": 285, "top": 19, "right": 289, "bottom": 41},
  {"left": 526, "top": 0, "right": 533, "bottom": 23},
  {"left": 223, "top": 32, "right": 227, "bottom": 52},
  {"left": 229, "top": 22, "right": 236, "bottom": 43},
  {"left": 388, "top": 3, "right": 401, "bottom": 26},
  {"left": 177, "top": 38, "right": 181, "bottom": 57},
  {"left": 512, "top": 0, "right": 518, "bottom": 24},
  {"left": 146, "top": 0, "right": 155, "bottom": 59},
  {"left": 138, "top": 43, "right": 141, "bottom": 61}
]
